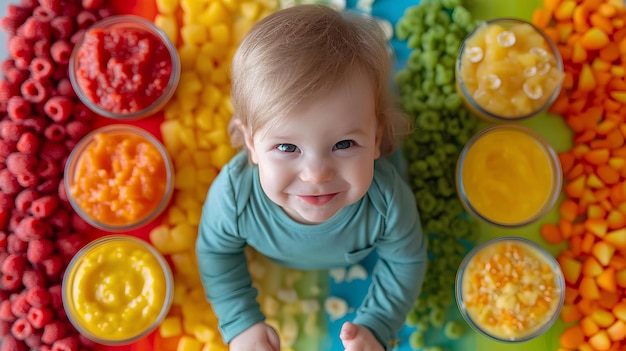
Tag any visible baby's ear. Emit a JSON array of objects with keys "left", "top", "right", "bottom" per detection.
[{"left": 233, "top": 118, "right": 259, "bottom": 164}]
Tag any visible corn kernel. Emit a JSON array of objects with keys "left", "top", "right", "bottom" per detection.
[
  {"left": 160, "top": 316, "right": 183, "bottom": 338},
  {"left": 155, "top": 14, "right": 178, "bottom": 45},
  {"left": 239, "top": 2, "right": 261, "bottom": 20},
  {"left": 182, "top": 24, "right": 209, "bottom": 46},
  {"left": 210, "top": 23, "right": 231, "bottom": 45},
  {"left": 156, "top": 0, "right": 179, "bottom": 14},
  {"left": 177, "top": 336, "right": 203, "bottom": 351},
  {"left": 201, "top": 1, "right": 231, "bottom": 24}
]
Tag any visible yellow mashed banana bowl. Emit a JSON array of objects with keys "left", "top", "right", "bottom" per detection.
[
  {"left": 456, "top": 124, "right": 562, "bottom": 227},
  {"left": 62, "top": 235, "right": 174, "bottom": 345}
]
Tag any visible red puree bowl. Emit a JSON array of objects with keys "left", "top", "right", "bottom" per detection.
[{"left": 69, "top": 15, "right": 181, "bottom": 120}]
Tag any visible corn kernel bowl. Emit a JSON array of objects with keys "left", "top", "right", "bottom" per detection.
[
  {"left": 456, "top": 18, "right": 564, "bottom": 122},
  {"left": 455, "top": 236, "right": 565, "bottom": 342},
  {"left": 64, "top": 124, "right": 175, "bottom": 232},
  {"left": 62, "top": 235, "right": 174, "bottom": 345}
]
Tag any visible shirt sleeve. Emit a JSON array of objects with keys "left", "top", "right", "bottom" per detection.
[
  {"left": 196, "top": 166, "right": 264, "bottom": 343},
  {"left": 353, "top": 171, "right": 428, "bottom": 350}
]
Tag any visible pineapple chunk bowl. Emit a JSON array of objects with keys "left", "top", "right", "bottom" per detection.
[
  {"left": 69, "top": 15, "right": 181, "bottom": 120},
  {"left": 62, "top": 235, "right": 174, "bottom": 345},
  {"left": 64, "top": 125, "right": 175, "bottom": 231},
  {"left": 455, "top": 236, "right": 565, "bottom": 343},
  {"left": 455, "top": 17, "right": 564, "bottom": 122}
]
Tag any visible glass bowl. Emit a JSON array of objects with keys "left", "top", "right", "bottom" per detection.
[
  {"left": 456, "top": 236, "right": 565, "bottom": 343},
  {"left": 456, "top": 18, "right": 564, "bottom": 122},
  {"left": 62, "top": 235, "right": 174, "bottom": 345},
  {"left": 456, "top": 124, "right": 562, "bottom": 227},
  {"left": 64, "top": 124, "right": 174, "bottom": 231},
  {"left": 69, "top": 15, "right": 180, "bottom": 120}
]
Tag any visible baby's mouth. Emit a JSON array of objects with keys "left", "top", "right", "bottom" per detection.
[{"left": 297, "top": 193, "right": 338, "bottom": 206}]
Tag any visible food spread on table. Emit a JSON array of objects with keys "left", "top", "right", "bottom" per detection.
[{"left": 1, "top": 0, "right": 626, "bottom": 351}]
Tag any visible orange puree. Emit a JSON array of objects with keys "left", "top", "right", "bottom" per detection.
[
  {"left": 460, "top": 239, "right": 563, "bottom": 341},
  {"left": 459, "top": 127, "right": 558, "bottom": 225},
  {"left": 69, "top": 128, "right": 169, "bottom": 227},
  {"left": 65, "top": 236, "right": 171, "bottom": 342},
  {"left": 458, "top": 20, "right": 564, "bottom": 118}
]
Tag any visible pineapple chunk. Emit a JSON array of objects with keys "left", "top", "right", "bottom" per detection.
[
  {"left": 156, "top": 0, "right": 179, "bottom": 14},
  {"left": 177, "top": 336, "right": 203, "bottom": 351},
  {"left": 160, "top": 316, "right": 183, "bottom": 338},
  {"left": 155, "top": 14, "right": 178, "bottom": 45}
]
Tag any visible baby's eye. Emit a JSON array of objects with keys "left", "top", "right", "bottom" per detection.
[
  {"left": 276, "top": 144, "right": 298, "bottom": 153},
  {"left": 333, "top": 140, "right": 355, "bottom": 150}
]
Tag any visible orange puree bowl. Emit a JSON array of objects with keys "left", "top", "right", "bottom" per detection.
[
  {"left": 64, "top": 124, "right": 175, "bottom": 231},
  {"left": 62, "top": 235, "right": 174, "bottom": 345},
  {"left": 456, "top": 124, "right": 562, "bottom": 227},
  {"left": 455, "top": 236, "right": 565, "bottom": 343},
  {"left": 456, "top": 18, "right": 564, "bottom": 122},
  {"left": 69, "top": 15, "right": 181, "bottom": 120}
]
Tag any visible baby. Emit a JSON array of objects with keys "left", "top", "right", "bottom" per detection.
[{"left": 196, "top": 4, "right": 427, "bottom": 351}]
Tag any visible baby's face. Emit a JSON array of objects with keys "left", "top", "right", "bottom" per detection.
[{"left": 246, "top": 74, "right": 380, "bottom": 224}]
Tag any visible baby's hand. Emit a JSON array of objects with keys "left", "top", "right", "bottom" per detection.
[
  {"left": 229, "top": 322, "right": 280, "bottom": 351},
  {"left": 340, "top": 322, "right": 385, "bottom": 351}
]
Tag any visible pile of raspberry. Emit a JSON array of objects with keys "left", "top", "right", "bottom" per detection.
[{"left": 0, "top": 0, "right": 116, "bottom": 350}]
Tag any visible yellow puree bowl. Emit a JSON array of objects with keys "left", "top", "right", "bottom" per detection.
[{"left": 62, "top": 235, "right": 174, "bottom": 345}]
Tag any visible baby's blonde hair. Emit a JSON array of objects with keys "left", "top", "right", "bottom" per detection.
[{"left": 229, "top": 4, "right": 410, "bottom": 157}]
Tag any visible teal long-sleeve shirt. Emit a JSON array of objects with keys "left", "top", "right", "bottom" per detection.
[{"left": 196, "top": 151, "right": 427, "bottom": 349}]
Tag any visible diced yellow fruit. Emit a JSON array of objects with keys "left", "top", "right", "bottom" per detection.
[
  {"left": 197, "top": 167, "right": 218, "bottom": 185},
  {"left": 192, "top": 324, "right": 217, "bottom": 343},
  {"left": 200, "top": 83, "right": 224, "bottom": 109},
  {"left": 155, "top": 14, "right": 178, "bottom": 46},
  {"left": 164, "top": 99, "right": 181, "bottom": 120},
  {"left": 174, "top": 149, "right": 194, "bottom": 170},
  {"left": 210, "top": 144, "right": 236, "bottom": 168},
  {"left": 171, "top": 251, "right": 199, "bottom": 277},
  {"left": 170, "top": 222, "right": 198, "bottom": 252},
  {"left": 175, "top": 165, "right": 198, "bottom": 190},
  {"left": 179, "top": 71, "right": 204, "bottom": 94},
  {"left": 202, "top": 341, "right": 228, "bottom": 351},
  {"left": 187, "top": 206, "right": 203, "bottom": 226},
  {"left": 178, "top": 45, "right": 200, "bottom": 70},
  {"left": 201, "top": 1, "right": 231, "bottom": 24},
  {"left": 160, "top": 316, "right": 183, "bottom": 338},
  {"left": 182, "top": 300, "right": 204, "bottom": 323},
  {"left": 180, "top": 0, "right": 204, "bottom": 14},
  {"left": 156, "top": 0, "right": 179, "bottom": 14},
  {"left": 149, "top": 225, "right": 172, "bottom": 253},
  {"left": 239, "top": 2, "right": 261, "bottom": 20},
  {"left": 168, "top": 206, "right": 187, "bottom": 225},
  {"left": 161, "top": 120, "right": 184, "bottom": 154},
  {"left": 177, "top": 336, "right": 203, "bottom": 351},
  {"left": 173, "top": 283, "right": 188, "bottom": 305},
  {"left": 192, "top": 151, "right": 214, "bottom": 168},
  {"left": 210, "top": 23, "right": 231, "bottom": 45},
  {"left": 179, "top": 127, "right": 198, "bottom": 150},
  {"left": 219, "top": 0, "right": 238, "bottom": 12},
  {"left": 175, "top": 190, "right": 202, "bottom": 211}
]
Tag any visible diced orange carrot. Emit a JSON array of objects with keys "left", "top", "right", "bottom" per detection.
[
  {"left": 565, "top": 174, "right": 587, "bottom": 198},
  {"left": 555, "top": 0, "right": 577, "bottom": 20},
  {"left": 591, "top": 13, "right": 615, "bottom": 34},
  {"left": 597, "top": 3, "right": 617, "bottom": 18},
  {"left": 597, "top": 267, "right": 617, "bottom": 292},
  {"left": 579, "top": 299, "right": 600, "bottom": 319},
  {"left": 592, "top": 308, "right": 616, "bottom": 328},
  {"left": 613, "top": 302, "right": 626, "bottom": 321},
  {"left": 583, "top": 256, "right": 605, "bottom": 277},
  {"left": 606, "top": 129, "right": 625, "bottom": 148},
  {"left": 592, "top": 241, "right": 616, "bottom": 266},
  {"left": 541, "top": 223, "right": 564, "bottom": 244},
  {"left": 560, "top": 199, "right": 580, "bottom": 222},
  {"left": 579, "top": 63, "right": 597, "bottom": 91},
  {"left": 583, "top": 148, "right": 610, "bottom": 165},
  {"left": 581, "top": 27, "right": 611, "bottom": 50},
  {"left": 585, "top": 217, "right": 609, "bottom": 237},
  {"left": 580, "top": 276, "right": 601, "bottom": 300},
  {"left": 597, "top": 165, "right": 620, "bottom": 184},
  {"left": 616, "top": 269, "right": 626, "bottom": 288},
  {"left": 607, "top": 210, "right": 626, "bottom": 228},
  {"left": 559, "top": 218, "right": 574, "bottom": 239},
  {"left": 567, "top": 162, "right": 585, "bottom": 180},
  {"left": 575, "top": 129, "right": 597, "bottom": 143},
  {"left": 604, "top": 228, "right": 626, "bottom": 249},
  {"left": 609, "top": 255, "right": 626, "bottom": 270},
  {"left": 607, "top": 320, "right": 626, "bottom": 341},
  {"left": 560, "top": 324, "right": 585, "bottom": 349},
  {"left": 600, "top": 42, "right": 620, "bottom": 62},
  {"left": 582, "top": 232, "right": 597, "bottom": 253},
  {"left": 589, "top": 330, "right": 612, "bottom": 351},
  {"left": 574, "top": 5, "right": 591, "bottom": 33},
  {"left": 571, "top": 234, "right": 583, "bottom": 255},
  {"left": 543, "top": 0, "right": 561, "bottom": 12},
  {"left": 533, "top": 8, "right": 553, "bottom": 29},
  {"left": 560, "top": 255, "right": 583, "bottom": 284},
  {"left": 598, "top": 289, "right": 619, "bottom": 309},
  {"left": 559, "top": 151, "right": 576, "bottom": 174},
  {"left": 561, "top": 303, "right": 583, "bottom": 323},
  {"left": 565, "top": 286, "right": 580, "bottom": 304}
]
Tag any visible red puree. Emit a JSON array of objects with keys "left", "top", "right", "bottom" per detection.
[{"left": 75, "top": 27, "right": 172, "bottom": 114}]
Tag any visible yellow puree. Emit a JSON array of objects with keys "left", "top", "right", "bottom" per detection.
[
  {"left": 69, "top": 240, "right": 167, "bottom": 340},
  {"left": 461, "top": 129, "right": 553, "bottom": 225}
]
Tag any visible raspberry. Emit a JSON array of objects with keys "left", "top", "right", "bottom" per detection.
[
  {"left": 13, "top": 57, "right": 30, "bottom": 71},
  {"left": 0, "top": 319, "right": 11, "bottom": 337},
  {"left": 1, "top": 253, "right": 26, "bottom": 277},
  {"left": 39, "top": 0, "right": 61, "bottom": 13},
  {"left": 0, "top": 78, "right": 19, "bottom": 101},
  {"left": 51, "top": 335, "right": 79, "bottom": 351},
  {"left": 82, "top": 0, "right": 105, "bottom": 10},
  {"left": 14, "top": 188, "right": 39, "bottom": 215},
  {"left": 1, "top": 16, "right": 21, "bottom": 36},
  {"left": 44, "top": 96, "right": 74, "bottom": 123},
  {"left": 41, "top": 319, "right": 67, "bottom": 344},
  {"left": 4, "top": 67, "right": 28, "bottom": 86},
  {"left": 0, "top": 299, "right": 16, "bottom": 322},
  {"left": 0, "top": 120, "right": 24, "bottom": 141},
  {"left": 50, "top": 16, "right": 74, "bottom": 40},
  {"left": 43, "top": 123, "right": 65, "bottom": 142},
  {"left": 31, "top": 195, "right": 59, "bottom": 218},
  {"left": 22, "top": 116, "right": 48, "bottom": 134},
  {"left": 65, "top": 120, "right": 89, "bottom": 140},
  {"left": 70, "top": 28, "right": 85, "bottom": 45},
  {"left": 7, "top": 96, "right": 32, "bottom": 120},
  {"left": 27, "top": 238, "right": 55, "bottom": 264},
  {"left": 38, "top": 141, "right": 66, "bottom": 161},
  {"left": 55, "top": 234, "right": 85, "bottom": 259},
  {"left": 50, "top": 40, "right": 71, "bottom": 65},
  {"left": 18, "top": 17, "right": 52, "bottom": 41},
  {"left": 47, "top": 284, "right": 62, "bottom": 310},
  {"left": 0, "top": 231, "right": 6, "bottom": 249},
  {"left": 98, "top": 6, "right": 115, "bottom": 19},
  {"left": 19, "top": 0, "right": 38, "bottom": 9},
  {"left": 56, "top": 78, "right": 74, "bottom": 98},
  {"left": 26, "top": 306, "right": 53, "bottom": 329},
  {"left": 70, "top": 213, "right": 90, "bottom": 232},
  {"left": 6, "top": 152, "right": 37, "bottom": 175},
  {"left": 7, "top": 36, "right": 32, "bottom": 60},
  {"left": 0, "top": 140, "right": 16, "bottom": 163},
  {"left": 16, "top": 172, "right": 38, "bottom": 188},
  {"left": 32, "top": 6, "right": 55, "bottom": 23},
  {"left": 25, "top": 286, "right": 52, "bottom": 308},
  {"left": 15, "top": 216, "right": 49, "bottom": 241},
  {"left": 76, "top": 10, "right": 98, "bottom": 30},
  {"left": 33, "top": 39, "right": 51, "bottom": 57},
  {"left": 24, "top": 331, "right": 44, "bottom": 348},
  {"left": 0, "top": 169, "right": 20, "bottom": 195},
  {"left": 57, "top": 181, "right": 68, "bottom": 203},
  {"left": 40, "top": 255, "right": 62, "bottom": 280},
  {"left": 8, "top": 211, "right": 25, "bottom": 232},
  {"left": 35, "top": 178, "right": 57, "bottom": 195},
  {"left": 6, "top": 234, "right": 28, "bottom": 255},
  {"left": 20, "top": 78, "right": 49, "bottom": 104},
  {"left": 37, "top": 160, "right": 60, "bottom": 179},
  {"left": 9, "top": 293, "right": 30, "bottom": 317},
  {"left": 1, "top": 272, "right": 22, "bottom": 291},
  {"left": 0, "top": 211, "right": 8, "bottom": 231},
  {"left": 6, "top": 4, "right": 30, "bottom": 22},
  {"left": 11, "top": 316, "right": 33, "bottom": 339},
  {"left": 21, "top": 268, "right": 46, "bottom": 289},
  {"left": 73, "top": 102, "right": 95, "bottom": 122},
  {"left": 16, "top": 131, "right": 40, "bottom": 154},
  {"left": 29, "top": 56, "right": 54, "bottom": 80},
  {"left": 0, "top": 334, "right": 28, "bottom": 351},
  {"left": 48, "top": 209, "right": 69, "bottom": 229}
]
